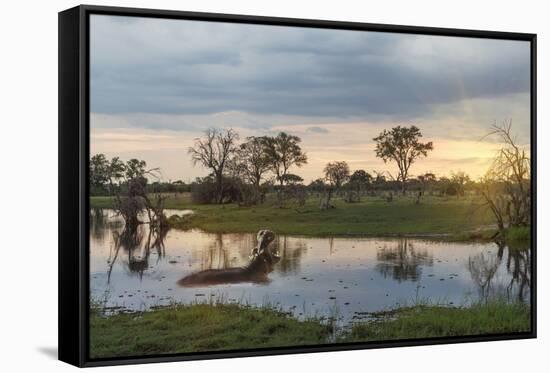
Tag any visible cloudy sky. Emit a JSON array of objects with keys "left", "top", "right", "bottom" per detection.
[{"left": 90, "top": 15, "right": 531, "bottom": 183}]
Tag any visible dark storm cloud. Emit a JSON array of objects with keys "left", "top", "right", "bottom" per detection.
[{"left": 90, "top": 15, "right": 530, "bottom": 125}]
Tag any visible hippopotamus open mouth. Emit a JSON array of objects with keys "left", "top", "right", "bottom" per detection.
[{"left": 177, "top": 229, "right": 279, "bottom": 287}]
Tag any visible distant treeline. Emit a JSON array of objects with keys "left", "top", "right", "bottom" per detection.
[
  {"left": 89, "top": 160, "right": 476, "bottom": 194},
  {"left": 88, "top": 126, "right": 468, "bottom": 206},
  {"left": 90, "top": 121, "right": 530, "bottom": 239},
  {"left": 90, "top": 178, "right": 191, "bottom": 197}
]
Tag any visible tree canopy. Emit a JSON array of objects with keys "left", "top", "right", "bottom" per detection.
[
  {"left": 263, "top": 132, "right": 308, "bottom": 187},
  {"left": 373, "top": 125, "right": 433, "bottom": 193}
]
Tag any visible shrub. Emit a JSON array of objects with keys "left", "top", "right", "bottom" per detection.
[{"left": 190, "top": 179, "right": 217, "bottom": 204}]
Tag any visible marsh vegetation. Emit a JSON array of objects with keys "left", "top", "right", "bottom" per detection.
[
  {"left": 89, "top": 123, "right": 531, "bottom": 357},
  {"left": 90, "top": 300, "right": 530, "bottom": 358}
]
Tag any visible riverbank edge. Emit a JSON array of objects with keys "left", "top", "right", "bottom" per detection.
[
  {"left": 89, "top": 301, "right": 531, "bottom": 359},
  {"left": 90, "top": 196, "right": 530, "bottom": 243}
]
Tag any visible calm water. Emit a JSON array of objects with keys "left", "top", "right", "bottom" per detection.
[{"left": 90, "top": 209, "right": 530, "bottom": 324}]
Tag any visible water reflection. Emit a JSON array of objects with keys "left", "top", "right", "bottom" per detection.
[
  {"left": 467, "top": 252, "right": 500, "bottom": 302},
  {"left": 274, "top": 236, "right": 307, "bottom": 275},
  {"left": 504, "top": 247, "right": 531, "bottom": 302},
  {"left": 178, "top": 230, "right": 280, "bottom": 286},
  {"left": 90, "top": 208, "right": 108, "bottom": 241},
  {"left": 375, "top": 239, "right": 434, "bottom": 282},
  {"left": 91, "top": 208, "right": 123, "bottom": 242},
  {"left": 90, "top": 209, "right": 531, "bottom": 323},
  {"left": 467, "top": 241, "right": 531, "bottom": 303},
  {"left": 107, "top": 224, "right": 167, "bottom": 281}
]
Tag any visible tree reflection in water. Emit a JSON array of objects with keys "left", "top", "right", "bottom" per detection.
[
  {"left": 107, "top": 224, "right": 167, "bottom": 282},
  {"left": 504, "top": 246, "right": 531, "bottom": 302},
  {"left": 468, "top": 252, "right": 500, "bottom": 302},
  {"left": 189, "top": 233, "right": 306, "bottom": 275},
  {"left": 274, "top": 236, "right": 307, "bottom": 275},
  {"left": 90, "top": 208, "right": 108, "bottom": 241},
  {"left": 201, "top": 233, "right": 230, "bottom": 270},
  {"left": 467, "top": 242, "right": 531, "bottom": 303},
  {"left": 375, "top": 239, "right": 434, "bottom": 282},
  {"left": 178, "top": 230, "right": 280, "bottom": 286}
]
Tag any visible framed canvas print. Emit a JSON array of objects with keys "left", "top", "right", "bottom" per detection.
[{"left": 58, "top": 5, "right": 537, "bottom": 367}]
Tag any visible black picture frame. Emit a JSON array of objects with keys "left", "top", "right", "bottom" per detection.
[{"left": 59, "top": 4, "right": 537, "bottom": 367}]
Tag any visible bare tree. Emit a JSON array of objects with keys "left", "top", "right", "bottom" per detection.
[
  {"left": 373, "top": 126, "right": 433, "bottom": 194},
  {"left": 188, "top": 128, "right": 239, "bottom": 204},
  {"left": 479, "top": 120, "right": 530, "bottom": 236},
  {"left": 113, "top": 158, "right": 163, "bottom": 229},
  {"left": 320, "top": 161, "right": 350, "bottom": 209}
]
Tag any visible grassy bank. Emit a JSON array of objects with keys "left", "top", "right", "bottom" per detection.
[
  {"left": 507, "top": 226, "right": 531, "bottom": 244},
  {"left": 340, "top": 302, "right": 531, "bottom": 342},
  {"left": 90, "top": 301, "right": 530, "bottom": 358},
  {"left": 90, "top": 303, "right": 331, "bottom": 359},
  {"left": 90, "top": 193, "right": 495, "bottom": 237}
]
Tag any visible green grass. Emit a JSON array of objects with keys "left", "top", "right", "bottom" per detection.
[
  {"left": 340, "top": 301, "right": 531, "bottom": 342},
  {"left": 90, "top": 301, "right": 530, "bottom": 358},
  {"left": 90, "top": 193, "right": 496, "bottom": 237},
  {"left": 90, "top": 303, "right": 332, "bottom": 359},
  {"left": 507, "top": 226, "right": 531, "bottom": 243}
]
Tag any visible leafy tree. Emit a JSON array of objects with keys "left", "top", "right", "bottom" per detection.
[
  {"left": 107, "top": 157, "right": 125, "bottom": 194},
  {"left": 418, "top": 172, "right": 436, "bottom": 186},
  {"left": 263, "top": 132, "right": 307, "bottom": 188},
  {"left": 416, "top": 172, "right": 437, "bottom": 201},
  {"left": 345, "top": 169, "right": 372, "bottom": 203},
  {"left": 171, "top": 180, "right": 189, "bottom": 194},
  {"left": 231, "top": 136, "right": 271, "bottom": 203},
  {"left": 325, "top": 161, "right": 350, "bottom": 189},
  {"left": 437, "top": 176, "right": 452, "bottom": 196},
  {"left": 188, "top": 128, "right": 239, "bottom": 204},
  {"left": 90, "top": 154, "right": 128, "bottom": 195},
  {"left": 349, "top": 170, "right": 372, "bottom": 192},
  {"left": 263, "top": 132, "right": 307, "bottom": 205},
  {"left": 373, "top": 126, "right": 433, "bottom": 194},
  {"left": 321, "top": 161, "right": 350, "bottom": 209},
  {"left": 372, "top": 171, "right": 387, "bottom": 186},
  {"left": 450, "top": 171, "right": 471, "bottom": 197},
  {"left": 308, "top": 178, "right": 326, "bottom": 196},
  {"left": 350, "top": 169, "right": 372, "bottom": 185},
  {"left": 281, "top": 173, "right": 304, "bottom": 185},
  {"left": 90, "top": 154, "right": 166, "bottom": 227},
  {"left": 236, "top": 136, "right": 271, "bottom": 187},
  {"left": 90, "top": 154, "right": 110, "bottom": 194},
  {"left": 125, "top": 159, "right": 148, "bottom": 180}
]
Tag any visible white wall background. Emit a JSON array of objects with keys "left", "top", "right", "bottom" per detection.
[{"left": 0, "top": 0, "right": 546, "bottom": 371}]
